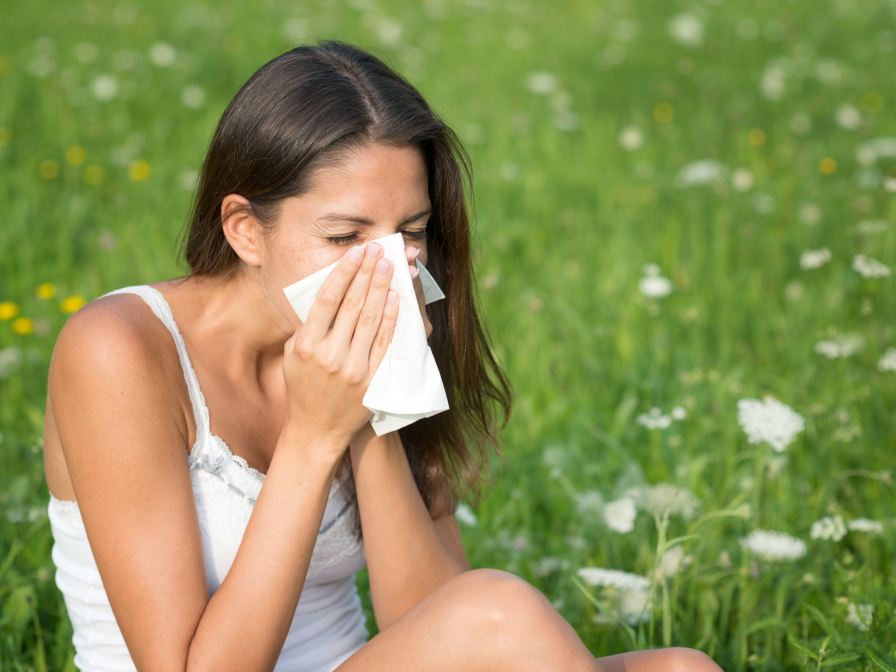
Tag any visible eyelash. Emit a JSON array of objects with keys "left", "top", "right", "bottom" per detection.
[{"left": 327, "top": 230, "right": 428, "bottom": 244}]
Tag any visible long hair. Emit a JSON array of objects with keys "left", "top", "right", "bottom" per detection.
[{"left": 181, "top": 41, "right": 512, "bottom": 521}]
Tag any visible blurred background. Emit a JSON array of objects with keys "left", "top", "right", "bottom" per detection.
[{"left": 1, "top": 0, "right": 895, "bottom": 669}]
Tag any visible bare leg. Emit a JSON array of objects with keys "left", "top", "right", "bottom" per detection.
[{"left": 337, "top": 570, "right": 723, "bottom": 672}]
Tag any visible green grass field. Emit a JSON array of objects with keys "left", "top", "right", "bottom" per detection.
[{"left": 2, "top": 0, "right": 895, "bottom": 669}]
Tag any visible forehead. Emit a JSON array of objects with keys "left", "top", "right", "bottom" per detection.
[{"left": 301, "top": 143, "right": 430, "bottom": 211}]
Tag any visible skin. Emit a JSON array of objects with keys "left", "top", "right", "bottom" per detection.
[{"left": 44, "top": 143, "right": 723, "bottom": 672}]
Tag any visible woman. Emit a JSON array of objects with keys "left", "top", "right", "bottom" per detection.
[{"left": 44, "top": 42, "right": 722, "bottom": 672}]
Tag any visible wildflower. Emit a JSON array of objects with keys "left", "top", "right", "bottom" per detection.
[
  {"left": 39, "top": 160, "right": 59, "bottom": 180},
  {"left": 84, "top": 165, "right": 104, "bottom": 185},
  {"left": 736, "top": 396, "right": 805, "bottom": 452},
  {"left": 65, "top": 146, "right": 87, "bottom": 166},
  {"left": 575, "top": 490, "right": 604, "bottom": 516},
  {"left": 454, "top": 503, "right": 477, "bottom": 527},
  {"left": 819, "top": 158, "right": 837, "bottom": 175},
  {"left": 92, "top": 74, "right": 119, "bottom": 102},
  {"left": 731, "top": 168, "right": 754, "bottom": 192},
  {"left": 800, "top": 248, "right": 832, "bottom": 270},
  {"left": 814, "top": 333, "right": 864, "bottom": 359},
  {"left": 577, "top": 567, "right": 650, "bottom": 591},
  {"left": 810, "top": 515, "right": 847, "bottom": 541},
  {"left": 670, "top": 406, "right": 687, "bottom": 421},
  {"left": 853, "top": 254, "right": 891, "bottom": 278},
  {"left": 655, "top": 545, "right": 692, "bottom": 578},
  {"left": 668, "top": 14, "right": 704, "bottom": 46},
  {"left": 603, "top": 497, "right": 637, "bottom": 533},
  {"left": 653, "top": 103, "right": 674, "bottom": 124},
  {"left": 36, "top": 283, "right": 56, "bottom": 299},
  {"left": 578, "top": 568, "right": 651, "bottom": 625},
  {"left": 60, "top": 296, "right": 86, "bottom": 313},
  {"left": 129, "top": 160, "right": 151, "bottom": 182},
  {"left": 0, "top": 302, "right": 20, "bottom": 320},
  {"left": 618, "top": 126, "right": 643, "bottom": 151},
  {"left": 0, "top": 346, "right": 22, "bottom": 379},
  {"left": 855, "top": 137, "right": 896, "bottom": 166},
  {"left": 878, "top": 348, "right": 896, "bottom": 372},
  {"left": 149, "top": 42, "right": 176, "bottom": 67},
  {"left": 845, "top": 603, "right": 874, "bottom": 631},
  {"left": 836, "top": 105, "right": 862, "bottom": 130},
  {"left": 848, "top": 518, "right": 883, "bottom": 534},
  {"left": 753, "top": 193, "right": 776, "bottom": 214},
  {"left": 760, "top": 60, "right": 787, "bottom": 100},
  {"left": 638, "top": 264, "right": 673, "bottom": 299},
  {"left": 542, "top": 445, "right": 567, "bottom": 478},
  {"left": 511, "top": 535, "right": 528, "bottom": 552},
  {"left": 6, "top": 507, "right": 46, "bottom": 523},
  {"left": 636, "top": 408, "right": 672, "bottom": 430},
  {"left": 552, "top": 109, "right": 579, "bottom": 133},
  {"left": 12, "top": 318, "right": 34, "bottom": 335},
  {"left": 799, "top": 203, "right": 821, "bottom": 225},
  {"left": 532, "top": 556, "right": 567, "bottom": 577},
  {"left": 625, "top": 483, "right": 701, "bottom": 519},
  {"left": 675, "top": 160, "right": 727, "bottom": 187},
  {"left": 181, "top": 85, "right": 206, "bottom": 109},
  {"left": 376, "top": 19, "right": 403, "bottom": 45},
  {"left": 525, "top": 72, "right": 557, "bottom": 95},
  {"left": 740, "top": 530, "right": 807, "bottom": 562},
  {"left": 854, "top": 219, "right": 890, "bottom": 235}
]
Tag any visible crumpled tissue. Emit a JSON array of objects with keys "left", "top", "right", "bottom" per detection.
[{"left": 283, "top": 232, "right": 449, "bottom": 435}]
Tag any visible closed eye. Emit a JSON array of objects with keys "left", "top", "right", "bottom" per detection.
[{"left": 326, "top": 230, "right": 428, "bottom": 245}]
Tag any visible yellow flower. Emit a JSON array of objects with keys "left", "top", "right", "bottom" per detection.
[
  {"left": 12, "top": 317, "right": 33, "bottom": 335},
  {"left": 36, "top": 283, "right": 56, "bottom": 299},
  {"left": 65, "top": 145, "right": 87, "bottom": 166},
  {"left": 84, "top": 165, "right": 104, "bottom": 185},
  {"left": 653, "top": 102, "right": 674, "bottom": 123},
  {"left": 819, "top": 158, "right": 837, "bottom": 175},
  {"left": 60, "top": 296, "right": 86, "bottom": 313},
  {"left": 0, "top": 127, "right": 10, "bottom": 147},
  {"left": 129, "top": 160, "right": 151, "bottom": 181},
  {"left": 40, "top": 159, "right": 60, "bottom": 180},
  {"left": 748, "top": 128, "right": 766, "bottom": 146},
  {"left": 0, "top": 302, "right": 20, "bottom": 321}
]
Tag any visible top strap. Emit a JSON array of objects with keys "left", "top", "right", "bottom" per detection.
[{"left": 102, "top": 285, "right": 210, "bottom": 448}]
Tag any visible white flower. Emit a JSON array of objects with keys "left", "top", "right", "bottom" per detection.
[
  {"left": 879, "top": 348, "right": 896, "bottom": 372},
  {"left": 454, "top": 503, "right": 477, "bottom": 527},
  {"left": 845, "top": 603, "right": 874, "bottom": 631},
  {"left": 603, "top": 497, "right": 637, "bottom": 533},
  {"left": 814, "top": 333, "right": 864, "bottom": 359},
  {"left": 92, "top": 74, "right": 119, "bottom": 101},
  {"left": 670, "top": 406, "right": 687, "bottom": 421},
  {"left": 855, "top": 219, "right": 890, "bottom": 235},
  {"left": 810, "top": 515, "right": 847, "bottom": 541},
  {"left": 676, "top": 160, "right": 728, "bottom": 187},
  {"left": 542, "top": 445, "right": 567, "bottom": 478},
  {"left": 179, "top": 169, "right": 199, "bottom": 191},
  {"left": 848, "top": 517, "right": 884, "bottom": 534},
  {"left": 149, "top": 42, "right": 176, "bottom": 67},
  {"left": 525, "top": 71, "right": 557, "bottom": 95},
  {"left": 731, "top": 167, "right": 754, "bottom": 192},
  {"left": 800, "top": 248, "right": 832, "bottom": 270},
  {"left": 668, "top": 14, "right": 704, "bottom": 47},
  {"left": 0, "top": 346, "right": 22, "bottom": 379},
  {"left": 638, "top": 264, "right": 674, "bottom": 299},
  {"left": 618, "top": 587, "right": 651, "bottom": 625},
  {"left": 752, "top": 193, "right": 776, "bottom": 215},
  {"left": 799, "top": 203, "right": 821, "bottom": 225},
  {"left": 376, "top": 19, "right": 403, "bottom": 45},
  {"left": 760, "top": 60, "right": 787, "bottom": 100},
  {"left": 576, "top": 490, "right": 604, "bottom": 516},
  {"left": 736, "top": 396, "right": 805, "bottom": 452},
  {"left": 855, "top": 137, "right": 896, "bottom": 166},
  {"left": 532, "top": 556, "right": 568, "bottom": 577},
  {"left": 836, "top": 105, "right": 862, "bottom": 131},
  {"left": 577, "top": 567, "right": 650, "bottom": 591},
  {"left": 181, "top": 85, "right": 206, "bottom": 109},
  {"left": 619, "top": 126, "right": 643, "bottom": 151},
  {"left": 740, "top": 529, "right": 807, "bottom": 562},
  {"left": 625, "top": 483, "right": 701, "bottom": 519},
  {"left": 637, "top": 408, "right": 672, "bottom": 430},
  {"left": 853, "top": 254, "right": 891, "bottom": 278}
]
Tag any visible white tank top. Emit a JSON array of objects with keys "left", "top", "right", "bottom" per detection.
[{"left": 48, "top": 285, "right": 369, "bottom": 672}]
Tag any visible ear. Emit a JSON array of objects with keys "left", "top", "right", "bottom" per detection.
[{"left": 221, "top": 194, "right": 264, "bottom": 267}]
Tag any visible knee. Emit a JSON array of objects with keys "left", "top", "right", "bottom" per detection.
[
  {"left": 446, "top": 569, "right": 551, "bottom": 634},
  {"left": 661, "top": 648, "right": 723, "bottom": 672}
]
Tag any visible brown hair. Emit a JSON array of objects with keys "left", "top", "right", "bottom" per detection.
[{"left": 181, "top": 41, "right": 512, "bottom": 519}]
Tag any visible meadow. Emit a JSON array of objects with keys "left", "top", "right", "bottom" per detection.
[{"left": 1, "top": 0, "right": 895, "bottom": 669}]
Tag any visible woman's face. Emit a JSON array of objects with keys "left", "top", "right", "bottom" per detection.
[{"left": 252, "top": 143, "right": 431, "bottom": 329}]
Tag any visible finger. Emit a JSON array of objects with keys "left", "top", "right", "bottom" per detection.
[
  {"left": 301, "top": 245, "right": 364, "bottom": 343},
  {"left": 368, "top": 289, "right": 399, "bottom": 374},
  {"left": 349, "top": 257, "right": 394, "bottom": 368},
  {"left": 405, "top": 244, "right": 421, "bottom": 266},
  {"left": 329, "top": 242, "right": 384, "bottom": 346}
]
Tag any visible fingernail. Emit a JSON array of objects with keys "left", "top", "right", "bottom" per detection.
[
  {"left": 387, "top": 290, "right": 397, "bottom": 305},
  {"left": 409, "top": 265, "right": 419, "bottom": 279},
  {"left": 376, "top": 259, "right": 389, "bottom": 275},
  {"left": 349, "top": 246, "right": 363, "bottom": 262},
  {"left": 366, "top": 242, "right": 381, "bottom": 259},
  {"left": 408, "top": 247, "right": 420, "bottom": 259}
]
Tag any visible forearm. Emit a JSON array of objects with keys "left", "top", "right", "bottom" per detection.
[
  {"left": 187, "top": 424, "right": 343, "bottom": 672},
  {"left": 350, "top": 428, "right": 465, "bottom": 630}
]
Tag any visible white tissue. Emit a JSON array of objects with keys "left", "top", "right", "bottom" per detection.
[{"left": 283, "top": 232, "right": 449, "bottom": 435}]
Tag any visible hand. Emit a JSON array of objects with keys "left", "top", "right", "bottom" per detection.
[
  {"left": 405, "top": 245, "right": 433, "bottom": 340},
  {"left": 282, "top": 242, "right": 400, "bottom": 452}
]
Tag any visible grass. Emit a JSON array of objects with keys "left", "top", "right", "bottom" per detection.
[{"left": 2, "top": 0, "right": 895, "bottom": 669}]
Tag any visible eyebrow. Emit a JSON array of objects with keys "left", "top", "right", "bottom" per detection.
[{"left": 318, "top": 209, "right": 432, "bottom": 226}]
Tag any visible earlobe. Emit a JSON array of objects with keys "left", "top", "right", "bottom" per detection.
[{"left": 221, "top": 194, "right": 263, "bottom": 267}]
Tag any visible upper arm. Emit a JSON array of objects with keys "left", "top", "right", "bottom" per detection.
[
  {"left": 50, "top": 297, "right": 208, "bottom": 671},
  {"left": 433, "top": 513, "right": 470, "bottom": 571}
]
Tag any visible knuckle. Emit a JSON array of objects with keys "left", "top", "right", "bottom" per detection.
[
  {"left": 295, "top": 340, "right": 315, "bottom": 360},
  {"left": 322, "top": 353, "right": 341, "bottom": 374},
  {"left": 375, "top": 328, "right": 391, "bottom": 349},
  {"left": 341, "top": 294, "right": 363, "bottom": 313},
  {"left": 316, "top": 291, "right": 338, "bottom": 308},
  {"left": 358, "top": 309, "right": 378, "bottom": 328}
]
